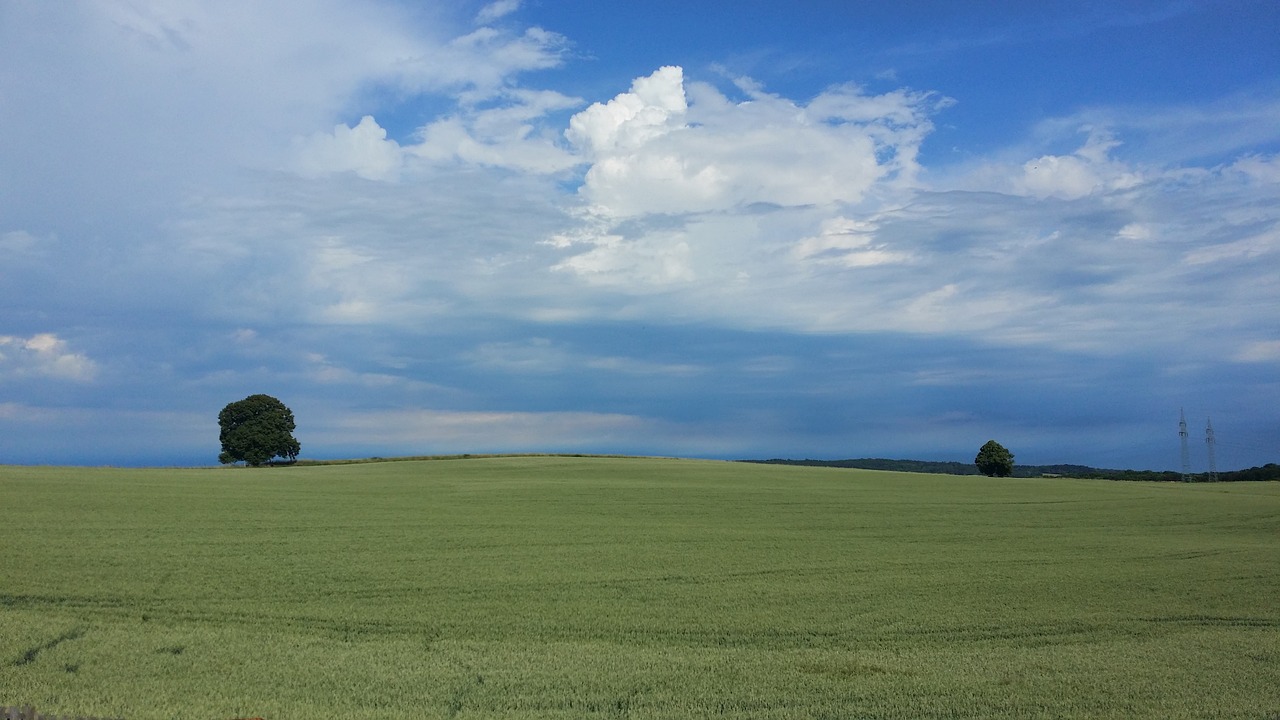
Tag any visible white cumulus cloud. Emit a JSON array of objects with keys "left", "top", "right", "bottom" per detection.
[
  {"left": 1015, "top": 130, "right": 1144, "bottom": 199},
  {"left": 0, "top": 334, "right": 98, "bottom": 382},
  {"left": 562, "top": 68, "right": 937, "bottom": 219},
  {"left": 549, "top": 67, "right": 941, "bottom": 289},
  {"left": 566, "top": 66, "right": 689, "bottom": 157},
  {"left": 293, "top": 116, "right": 402, "bottom": 181}
]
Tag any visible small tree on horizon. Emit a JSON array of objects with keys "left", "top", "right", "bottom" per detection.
[
  {"left": 218, "top": 394, "right": 301, "bottom": 466},
  {"left": 975, "top": 440, "right": 1014, "bottom": 477}
]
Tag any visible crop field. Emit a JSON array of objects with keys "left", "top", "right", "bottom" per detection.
[{"left": 2, "top": 457, "right": 1278, "bottom": 719}]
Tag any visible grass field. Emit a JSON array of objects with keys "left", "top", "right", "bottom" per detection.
[{"left": 2, "top": 457, "right": 1278, "bottom": 719}]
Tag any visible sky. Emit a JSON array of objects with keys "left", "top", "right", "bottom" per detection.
[{"left": 1, "top": 0, "right": 1278, "bottom": 469}]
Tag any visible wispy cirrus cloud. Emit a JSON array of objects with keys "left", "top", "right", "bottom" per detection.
[
  {"left": 476, "top": 0, "right": 522, "bottom": 25},
  {"left": 409, "top": 88, "right": 584, "bottom": 172},
  {"left": 1235, "top": 340, "right": 1280, "bottom": 363},
  {"left": 307, "top": 406, "right": 649, "bottom": 452}
]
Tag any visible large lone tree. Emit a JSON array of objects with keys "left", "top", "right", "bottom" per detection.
[
  {"left": 218, "top": 394, "right": 301, "bottom": 466},
  {"left": 975, "top": 439, "right": 1014, "bottom": 477}
]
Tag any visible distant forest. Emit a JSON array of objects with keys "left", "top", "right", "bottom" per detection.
[{"left": 743, "top": 458, "right": 1280, "bottom": 482}]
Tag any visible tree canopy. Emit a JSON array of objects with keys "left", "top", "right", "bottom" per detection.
[
  {"left": 218, "top": 394, "right": 301, "bottom": 466},
  {"left": 975, "top": 440, "right": 1014, "bottom": 477}
]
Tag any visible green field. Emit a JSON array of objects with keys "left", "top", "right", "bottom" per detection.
[{"left": 2, "top": 457, "right": 1278, "bottom": 719}]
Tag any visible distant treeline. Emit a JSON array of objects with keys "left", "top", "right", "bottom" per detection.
[{"left": 743, "top": 458, "right": 1280, "bottom": 482}]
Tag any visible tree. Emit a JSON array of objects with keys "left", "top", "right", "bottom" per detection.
[
  {"left": 218, "top": 394, "right": 301, "bottom": 466},
  {"left": 975, "top": 440, "right": 1014, "bottom": 477}
]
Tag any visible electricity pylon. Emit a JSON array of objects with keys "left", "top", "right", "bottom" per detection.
[
  {"left": 1205, "top": 417, "right": 1218, "bottom": 482},
  {"left": 1179, "top": 408, "right": 1192, "bottom": 482}
]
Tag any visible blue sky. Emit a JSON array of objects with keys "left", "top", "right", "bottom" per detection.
[{"left": 2, "top": 0, "right": 1278, "bottom": 469}]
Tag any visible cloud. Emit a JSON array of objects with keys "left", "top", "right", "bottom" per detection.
[
  {"left": 0, "top": 0, "right": 570, "bottom": 236},
  {"left": 467, "top": 338, "right": 705, "bottom": 376},
  {"left": 0, "top": 230, "right": 42, "bottom": 255},
  {"left": 19, "top": 37, "right": 1268, "bottom": 368},
  {"left": 1015, "top": 130, "right": 1143, "bottom": 199},
  {"left": 1183, "top": 226, "right": 1279, "bottom": 266},
  {"left": 1035, "top": 95, "right": 1280, "bottom": 167},
  {"left": 792, "top": 216, "right": 912, "bottom": 268},
  {"left": 566, "top": 66, "right": 689, "bottom": 158},
  {"left": 1230, "top": 153, "right": 1280, "bottom": 183},
  {"left": 0, "top": 334, "right": 98, "bottom": 382},
  {"left": 0, "top": 402, "right": 211, "bottom": 464},
  {"left": 309, "top": 407, "right": 649, "bottom": 451},
  {"left": 476, "top": 0, "right": 522, "bottom": 24},
  {"left": 293, "top": 116, "right": 402, "bottom": 181},
  {"left": 1234, "top": 340, "right": 1280, "bottom": 363},
  {"left": 549, "top": 226, "right": 697, "bottom": 286},
  {"left": 411, "top": 89, "right": 582, "bottom": 172},
  {"left": 1116, "top": 223, "right": 1153, "bottom": 242},
  {"left": 438, "top": 26, "right": 569, "bottom": 104},
  {"left": 534, "top": 108, "right": 1277, "bottom": 356},
  {"left": 303, "top": 353, "right": 438, "bottom": 389},
  {"left": 2, "top": 1, "right": 421, "bottom": 176},
  {"left": 3, "top": 2, "right": 1279, "bottom": 470},
  {"left": 562, "top": 68, "right": 940, "bottom": 219},
  {"left": 546, "top": 67, "right": 944, "bottom": 290}
]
